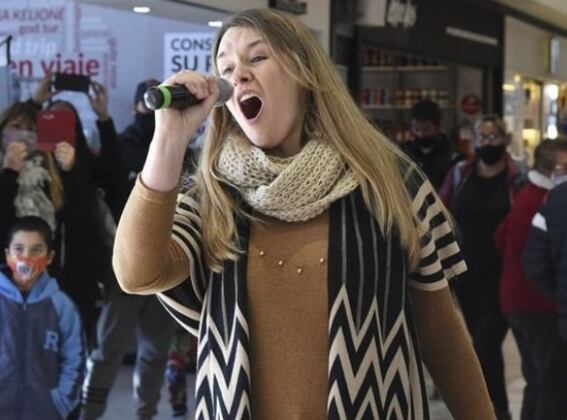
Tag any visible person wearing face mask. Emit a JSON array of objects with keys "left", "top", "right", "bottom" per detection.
[
  {"left": 523, "top": 138, "right": 567, "bottom": 308},
  {"left": 79, "top": 78, "right": 176, "bottom": 420},
  {"left": 494, "top": 140, "right": 567, "bottom": 420},
  {"left": 115, "top": 79, "right": 160, "bottom": 212},
  {"left": 521, "top": 140, "right": 567, "bottom": 420},
  {"left": 45, "top": 98, "right": 121, "bottom": 351},
  {"left": 0, "top": 104, "right": 35, "bottom": 243},
  {"left": 403, "top": 99, "right": 461, "bottom": 189},
  {"left": 111, "top": 9, "right": 496, "bottom": 420},
  {"left": 0, "top": 216, "right": 85, "bottom": 420},
  {"left": 439, "top": 114, "right": 526, "bottom": 420},
  {"left": 0, "top": 101, "right": 73, "bottom": 266}
]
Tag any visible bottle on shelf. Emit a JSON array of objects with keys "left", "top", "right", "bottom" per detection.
[
  {"left": 395, "top": 89, "right": 405, "bottom": 107},
  {"left": 404, "top": 89, "right": 413, "bottom": 107},
  {"left": 360, "top": 89, "right": 370, "bottom": 105},
  {"left": 439, "top": 89, "right": 449, "bottom": 107}
]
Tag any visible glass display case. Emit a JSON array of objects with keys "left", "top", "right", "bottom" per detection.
[
  {"left": 503, "top": 72, "right": 544, "bottom": 165},
  {"left": 504, "top": 70, "right": 567, "bottom": 166}
]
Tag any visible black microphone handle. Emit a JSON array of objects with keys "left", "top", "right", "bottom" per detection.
[
  {"left": 144, "top": 85, "right": 202, "bottom": 110},
  {"left": 144, "top": 79, "right": 233, "bottom": 110}
]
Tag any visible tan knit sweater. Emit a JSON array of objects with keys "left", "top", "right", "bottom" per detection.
[{"left": 113, "top": 178, "right": 496, "bottom": 420}]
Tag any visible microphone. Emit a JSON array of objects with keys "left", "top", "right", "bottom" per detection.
[{"left": 143, "top": 78, "right": 233, "bottom": 110}]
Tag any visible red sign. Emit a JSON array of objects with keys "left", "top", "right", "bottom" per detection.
[{"left": 460, "top": 94, "right": 482, "bottom": 116}]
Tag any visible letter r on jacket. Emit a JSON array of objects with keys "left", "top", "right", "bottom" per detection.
[{"left": 44, "top": 330, "right": 59, "bottom": 351}]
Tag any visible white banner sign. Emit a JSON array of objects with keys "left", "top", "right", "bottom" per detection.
[
  {"left": 164, "top": 32, "right": 214, "bottom": 79},
  {"left": 164, "top": 32, "right": 215, "bottom": 146},
  {"left": 0, "top": 0, "right": 218, "bottom": 133},
  {"left": 1, "top": 0, "right": 108, "bottom": 85}
]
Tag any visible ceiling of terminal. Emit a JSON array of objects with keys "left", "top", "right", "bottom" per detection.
[
  {"left": 74, "top": 0, "right": 229, "bottom": 25},
  {"left": 76, "top": 0, "right": 567, "bottom": 36}
]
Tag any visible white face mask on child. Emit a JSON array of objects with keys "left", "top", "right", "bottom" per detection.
[{"left": 7, "top": 255, "right": 49, "bottom": 284}]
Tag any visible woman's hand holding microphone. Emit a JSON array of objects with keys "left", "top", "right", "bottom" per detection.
[{"left": 141, "top": 71, "right": 222, "bottom": 192}]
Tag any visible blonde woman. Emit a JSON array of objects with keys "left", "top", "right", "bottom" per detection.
[{"left": 114, "top": 9, "right": 495, "bottom": 420}]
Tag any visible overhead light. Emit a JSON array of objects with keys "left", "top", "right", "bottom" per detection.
[
  {"left": 545, "top": 84, "right": 559, "bottom": 101},
  {"left": 133, "top": 6, "right": 151, "bottom": 14},
  {"left": 208, "top": 21, "right": 223, "bottom": 28},
  {"left": 502, "top": 84, "right": 515, "bottom": 92},
  {"left": 547, "top": 125, "right": 559, "bottom": 140},
  {"left": 513, "top": 74, "right": 521, "bottom": 83}
]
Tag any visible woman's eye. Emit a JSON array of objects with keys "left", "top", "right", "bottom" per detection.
[
  {"left": 251, "top": 56, "right": 266, "bottom": 63},
  {"left": 221, "top": 67, "right": 233, "bottom": 76}
]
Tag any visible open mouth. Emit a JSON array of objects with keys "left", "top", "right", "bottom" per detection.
[{"left": 239, "top": 96, "right": 263, "bottom": 120}]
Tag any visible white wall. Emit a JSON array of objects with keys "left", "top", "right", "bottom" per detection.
[
  {"left": 505, "top": 16, "right": 567, "bottom": 82},
  {"left": 182, "top": 0, "right": 331, "bottom": 52},
  {"left": 298, "top": 0, "right": 330, "bottom": 53}
]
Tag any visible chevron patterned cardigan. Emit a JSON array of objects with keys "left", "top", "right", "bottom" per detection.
[{"left": 156, "top": 167, "right": 466, "bottom": 420}]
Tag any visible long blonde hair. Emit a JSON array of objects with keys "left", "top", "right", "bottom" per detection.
[{"left": 194, "top": 9, "right": 429, "bottom": 271}]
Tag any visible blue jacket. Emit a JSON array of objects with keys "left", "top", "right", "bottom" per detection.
[{"left": 0, "top": 268, "right": 85, "bottom": 420}]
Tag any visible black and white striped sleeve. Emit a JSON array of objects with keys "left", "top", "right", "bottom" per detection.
[
  {"left": 407, "top": 171, "right": 467, "bottom": 291},
  {"left": 156, "top": 192, "right": 209, "bottom": 336}
]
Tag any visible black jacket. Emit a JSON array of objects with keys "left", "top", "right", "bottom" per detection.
[
  {"left": 523, "top": 182, "right": 567, "bottom": 336},
  {"left": 115, "top": 123, "right": 199, "bottom": 218},
  {"left": 403, "top": 133, "right": 461, "bottom": 190},
  {"left": 115, "top": 123, "right": 152, "bottom": 219}
]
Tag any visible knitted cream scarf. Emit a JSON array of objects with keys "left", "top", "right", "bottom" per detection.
[{"left": 217, "top": 136, "right": 359, "bottom": 222}]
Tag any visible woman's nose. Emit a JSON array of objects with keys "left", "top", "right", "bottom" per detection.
[{"left": 230, "top": 64, "right": 252, "bottom": 85}]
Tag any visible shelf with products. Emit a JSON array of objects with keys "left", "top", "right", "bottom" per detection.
[
  {"left": 356, "top": 46, "right": 457, "bottom": 144},
  {"left": 362, "top": 48, "right": 443, "bottom": 68},
  {"left": 359, "top": 87, "right": 452, "bottom": 109},
  {"left": 362, "top": 105, "right": 454, "bottom": 110},
  {"left": 363, "top": 66, "right": 449, "bottom": 72}
]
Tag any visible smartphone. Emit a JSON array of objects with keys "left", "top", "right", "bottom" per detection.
[
  {"left": 36, "top": 110, "right": 76, "bottom": 152},
  {"left": 52, "top": 72, "right": 91, "bottom": 93}
]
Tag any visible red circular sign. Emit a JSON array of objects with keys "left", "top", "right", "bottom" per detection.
[{"left": 460, "top": 94, "right": 482, "bottom": 116}]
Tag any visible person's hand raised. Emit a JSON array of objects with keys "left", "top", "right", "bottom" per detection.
[
  {"left": 2, "top": 142, "right": 28, "bottom": 172},
  {"left": 32, "top": 74, "right": 58, "bottom": 105},
  {"left": 54, "top": 142, "right": 76, "bottom": 172},
  {"left": 154, "top": 71, "right": 220, "bottom": 146},
  {"left": 89, "top": 81, "right": 110, "bottom": 121},
  {"left": 140, "top": 71, "right": 220, "bottom": 192}
]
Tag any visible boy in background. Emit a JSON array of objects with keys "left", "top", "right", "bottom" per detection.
[{"left": 0, "top": 216, "right": 85, "bottom": 420}]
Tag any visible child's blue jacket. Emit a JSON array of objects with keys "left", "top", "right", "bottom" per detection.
[{"left": 0, "top": 268, "right": 85, "bottom": 420}]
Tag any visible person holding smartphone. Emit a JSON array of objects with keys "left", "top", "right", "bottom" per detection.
[
  {"left": 0, "top": 100, "right": 72, "bottom": 259},
  {"left": 80, "top": 78, "right": 177, "bottom": 420}
]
